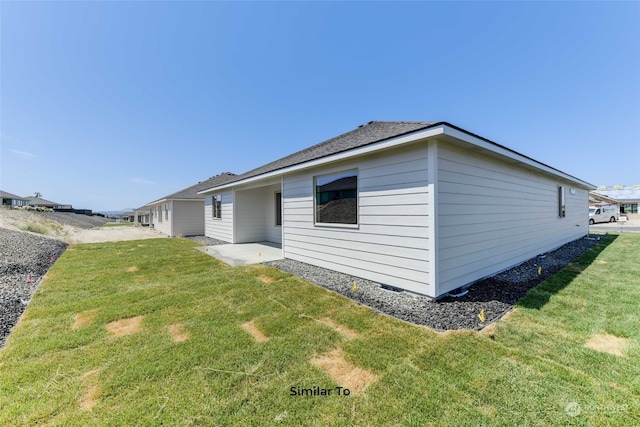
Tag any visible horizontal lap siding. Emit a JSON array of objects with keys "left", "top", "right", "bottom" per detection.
[
  {"left": 152, "top": 202, "right": 172, "bottom": 236},
  {"left": 283, "top": 145, "right": 432, "bottom": 295},
  {"left": 173, "top": 201, "right": 204, "bottom": 237},
  {"left": 205, "top": 191, "right": 233, "bottom": 243},
  {"left": 436, "top": 144, "right": 588, "bottom": 295}
]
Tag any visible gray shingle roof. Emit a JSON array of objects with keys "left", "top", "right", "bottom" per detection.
[
  {"left": 24, "top": 196, "right": 61, "bottom": 206},
  {"left": 146, "top": 172, "right": 236, "bottom": 205},
  {"left": 219, "top": 121, "right": 438, "bottom": 186},
  {"left": 200, "top": 120, "right": 593, "bottom": 192},
  {"left": 0, "top": 190, "right": 29, "bottom": 201}
]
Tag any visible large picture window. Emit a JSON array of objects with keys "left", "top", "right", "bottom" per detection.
[
  {"left": 212, "top": 194, "right": 222, "bottom": 219},
  {"left": 315, "top": 170, "right": 358, "bottom": 225}
]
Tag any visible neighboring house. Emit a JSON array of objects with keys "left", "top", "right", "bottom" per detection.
[
  {"left": 0, "top": 191, "right": 30, "bottom": 207},
  {"left": 146, "top": 172, "right": 236, "bottom": 237},
  {"left": 24, "top": 197, "right": 72, "bottom": 210},
  {"left": 133, "top": 206, "right": 151, "bottom": 225},
  {"left": 591, "top": 186, "right": 640, "bottom": 218},
  {"left": 199, "top": 121, "right": 593, "bottom": 299}
]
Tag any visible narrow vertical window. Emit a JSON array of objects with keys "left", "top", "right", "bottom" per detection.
[
  {"left": 558, "top": 186, "right": 565, "bottom": 218},
  {"left": 212, "top": 194, "right": 222, "bottom": 219},
  {"left": 164, "top": 204, "right": 169, "bottom": 220},
  {"left": 275, "top": 192, "right": 282, "bottom": 226}
]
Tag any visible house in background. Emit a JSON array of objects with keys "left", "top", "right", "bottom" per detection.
[
  {"left": 199, "top": 121, "right": 593, "bottom": 299},
  {"left": 133, "top": 206, "right": 151, "bottom": 225},
  {"left": 0, "top": 190, "right": 29, "bottom": 207},
  {"left": 24, "top": 196, "right": 72, "bottom": 210},
  {"left": 592, "top": 186, "right": 640, "bottom": 218},
  {"left": 146, "top": 172, "right": 236, "bottom": 237}
]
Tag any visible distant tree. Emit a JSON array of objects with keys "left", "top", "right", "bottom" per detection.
[
  {"left": 633, "top": 184, "right": 640, "bottom": 189},
  {"left": 33, "top": 192, "right": 42, "bottom": 198},
  {"left": 613, "top": 185, "right": 624, "bottom": 190},
  {"left": 597, "top": 185, "right": 608, "bottom": 190}
]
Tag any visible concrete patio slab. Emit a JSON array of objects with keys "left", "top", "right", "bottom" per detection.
[{"left": 197, "top": 242, "right": 283, "bottom": 266}]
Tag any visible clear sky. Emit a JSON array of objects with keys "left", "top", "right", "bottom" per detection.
[{"left": 1, "top": 1, "right": 639, "bottom": 212}]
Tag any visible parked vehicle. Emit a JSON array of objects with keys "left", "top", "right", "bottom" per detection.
[{"left": 589, "top": 204, "right": 619, "bottom": 224}]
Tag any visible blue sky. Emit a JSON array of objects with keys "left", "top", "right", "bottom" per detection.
[{"left": 1, "top": 1, "right": 638, "bottom": 212}]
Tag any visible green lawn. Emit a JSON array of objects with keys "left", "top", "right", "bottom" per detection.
[{"left": 1, "top": 235, "right": 638, "bottom": 425}]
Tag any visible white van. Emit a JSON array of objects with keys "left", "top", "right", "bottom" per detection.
[{"left": 589, "top": 204, "right": 619, "bottom": 224}]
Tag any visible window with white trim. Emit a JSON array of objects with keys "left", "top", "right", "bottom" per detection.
[
  {"left": 212, "top": 194, "right": 222, "bottom": 219},
  {"left": 558, "top": 186, "right": 565, "bottom": 218},
  {"left": 314, "top": 170, "right": 358, "bottom": 225}
]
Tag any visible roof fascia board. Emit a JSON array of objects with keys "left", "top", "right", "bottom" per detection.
[
  {"left": 198, "top": 126, "right": 446, "bottom": 194},
  {"left": 442, "top": 125, "right": 595, "bottom": 189}
]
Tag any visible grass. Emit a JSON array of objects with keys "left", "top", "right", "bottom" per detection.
[
  {"left": 0, "top": 235, "right": 638, "bottom": 425},
  {"left": 103, "top": 222, "right": 135, "bottom": 227},
  {"left": 20, "top": 223, "right": 50, "bottom": 234}
]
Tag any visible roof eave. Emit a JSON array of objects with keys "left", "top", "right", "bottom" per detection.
[{"left": 199, "top": 124, "right": 447, "bottom": 194}]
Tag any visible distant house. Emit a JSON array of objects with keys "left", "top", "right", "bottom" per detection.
[
  {"left": 199, "top": 121, "right": 593, "bottom": 299},
  {"left": 592, "top": 186, "right": 640, "bottom": 218},
  {"left": 24, "top": 196, "right": 72, "bottom": 210},
  {"left": 133, "top": 206, "right": 151, "bottom": 225},
  {"left": 146, "top": 172, "right": 236, "bottom": 237},
  {"left": 0, "top": 191, "right": 29, "bottom": 207}
]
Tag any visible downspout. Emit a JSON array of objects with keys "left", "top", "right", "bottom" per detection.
[{"left": 427, "top": 139, "right": 439, "bottom": 298}]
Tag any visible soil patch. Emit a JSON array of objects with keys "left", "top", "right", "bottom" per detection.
[
  {"left": 241, "top": 320, "right": 269, "bottom": 343},
  {"left": 127, "top": 266, "right": 139, "bottom": 273},
  {"left": 168, "top": 323, "right": 191, "bottom": 343},
  {"left": 585, "top": 333, "right": 628, "bottom": 357},
  {"left": 318, "top": 317, "right": 359, "bottom": 339},
  {"left": 106, "top": 315, "right": 144, "bottom": 339},
  {"left": 80, "top": 369, "right": 100, "bottom": 411},
  {"left": 311, "top": 347, "right": 378, "bottom": 394},
  {"left": 258, "top": 275, "right": 276, "bottom": 284},
  {"left": 72, "top": 309, "right": 99, "bottom": 330}
]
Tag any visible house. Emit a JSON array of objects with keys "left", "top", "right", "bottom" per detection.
[
  {"left": 199, "top": 121, "right": 593, "bottom": 299},
  {"left": 0, "top": 190, "right": 29, "bottom": 207},
  {"left": 24, "top": 196, "right": 72, "bottom": 210},
  {"left": 591, "top": 186, "right": 640, "bottom": 218},
  {"left": 133, "top": 206, "right": 151, "bottom": 225},
  {"left": 146, "top": 172, "right": 236, "bottom": 237}
]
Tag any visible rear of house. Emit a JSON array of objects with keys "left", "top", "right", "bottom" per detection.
[
  {"left": 200, "top": 122, "right": 592, "bottom": 299},
  {"left": 146, "top": 172, "right": 236, "bottom": 237}
]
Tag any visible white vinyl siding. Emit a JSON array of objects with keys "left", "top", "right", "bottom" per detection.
[
  {"left": 205, "top": 191, "right": 233, "bottom": 242},
  {"left": 436, "top": 143, "right": 588, "bottom": 296},
  {"left": 282, "top": 144, "right": 432, "bottom": 296},
  {"left": 172, "top": 200, "right": 205, "bottom": 237},
  {"left": 152, "top": 202, "right": 173, "bottom": 236}
]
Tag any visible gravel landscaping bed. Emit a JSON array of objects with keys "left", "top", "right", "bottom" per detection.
[
  {"left": 34, "top": 211, "right": 109, "bottom": 229},
  {"left": 0, "top": 227, "right": 67, "bottom": 348},
  {"left": 265, "top": 235, "right": 603, "bottom": 331}
]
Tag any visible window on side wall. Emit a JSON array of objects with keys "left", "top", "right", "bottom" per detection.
[
  {"left": 212, "top": 194, "right": 222, "bottom": 219},
  {"left": 314, "top": 170, "right": 358, "bottom": 226},
  {"left": 164, "top": 204, "right": 169, "bottom": 220},
  {"left": 275, "top": 192, "right": 282, "bottom": 226},
  {"left": 558, "top": 186, "right": 565, "bottom": 218}
]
